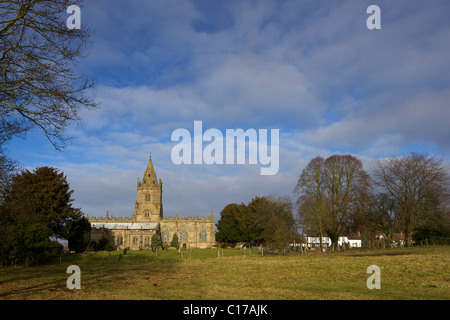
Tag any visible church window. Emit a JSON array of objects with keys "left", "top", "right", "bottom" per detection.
[
  {"left": 116, "top": 236, "right": 123, "bottom": 245},
  {"left": 145, "top": 193, "right": 151, "bottom": 201},
  {"left": 133, "top": 236, "right": 138, "bottom": 246},
  {"left": 180, "top": 229, "right": 188, "bottom": 242},
  {"left": 199, "top": 228, "right": 207, "bottom": 243},
  {"left": 144, "top": 211, "right": 149, "bottom": 218},
  {"left": 144, "top": 236, "right": 150, "bottom": 247},
  {"left": 162, "top": 228, "right": 170, "bottom": 243}
]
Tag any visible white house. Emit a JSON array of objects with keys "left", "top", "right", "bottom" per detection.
[{"left": 303, "top": 236, "right": 361, "bottom": 248}]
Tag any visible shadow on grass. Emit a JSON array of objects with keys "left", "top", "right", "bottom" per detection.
[
  {"left": 0, "top": 257, "right": 182, "bottom": 299},
  {"left": 342, "top": 247, "right": 428, "bottom": 257}
]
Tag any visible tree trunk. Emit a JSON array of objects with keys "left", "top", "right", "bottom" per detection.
[
  {"left": 328, "top": 233, "right": 338, "bottom": 252},
  {"left": 319, "top": 231, "right": 323, "bottom": 252},
  {"left": 404, "top": 228, "right": 411, "bottom": 247}
]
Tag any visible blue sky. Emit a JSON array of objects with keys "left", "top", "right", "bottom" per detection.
[{"left": 7, "top": 0, "right": 450, "bottom": 220}]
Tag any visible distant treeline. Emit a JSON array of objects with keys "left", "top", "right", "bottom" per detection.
[{"left": 216, "top": 153, "right": 450, "bottom": 250}]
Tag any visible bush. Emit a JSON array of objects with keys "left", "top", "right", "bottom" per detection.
[
  {"left": 97, "top": 233, "right": 113, "bottom": 251},
  {"left": 9, "top": 222, "right": 52, "bottom": 266},
  {"left": 67, "top": 216, "right": 91, "bottom": 253},
  {"left": 151, "top": 233, "right": 161, "bottom": 248},
  {"left": 47, "top": 241, "right": 64, "bottom": 255},
  {"left": 413, "top": 225, "right": 450, "bottom": 245},
  {"left": 170, "top": 233, "right": 179, "bottom": 248}
]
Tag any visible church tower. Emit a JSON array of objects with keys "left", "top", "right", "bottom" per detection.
[{"left": 134, "top": 153, "right": 163, "bottom": 223}]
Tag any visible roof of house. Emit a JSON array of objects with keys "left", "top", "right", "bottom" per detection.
[{"left": 393, "top": 232, "right": 405, "bottom": 242}]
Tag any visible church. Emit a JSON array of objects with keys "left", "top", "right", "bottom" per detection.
[{"left": 88, "top": 153, "right": 216, "bottom": 250}]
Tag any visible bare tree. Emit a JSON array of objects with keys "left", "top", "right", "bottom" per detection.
[
  {"left": 294, "top": 157, "right": 329, "bottom": 250},
  {"left": 367, "top": 193, "right": 402, "bottom": 246},
  {"left": 295, "top": 155, "right": 372, "bottom": 251},
  {"left": 0, "top": 147, "right": 19, "bottom": 201},
  {"left": 373, "top": 153, "right": 449, "bottom": 246},
  {"left": 1, "top": 0, "right": 97, "bottom": 150},
  {"left": 323, "top": 155, "right": 372, "bottom": 250}
]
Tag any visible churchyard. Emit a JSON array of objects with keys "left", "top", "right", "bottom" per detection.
[{"left": 0, "top": 246, "right": 448, "bottom": 300}]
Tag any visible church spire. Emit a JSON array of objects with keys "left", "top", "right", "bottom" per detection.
[
  {"left": 142, "top": 149, "right": 157, "bottom": 186},
  {"left": 135, "top": 149, "right": 163, "bottom": 223}
]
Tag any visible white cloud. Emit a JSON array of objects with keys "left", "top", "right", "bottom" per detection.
[{"left": 9, "top": 0, "right": 450, "bottom": 223}]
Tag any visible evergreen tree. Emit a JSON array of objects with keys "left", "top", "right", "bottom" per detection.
[
  {"left": 170, "top": 233, "right": 179, "bottom": 248},
  {"left": 2, "top": 166, "right": 80, "bottom": 238},
  {"left": 248, "top": 196, "right": 296, "bottom": 250},
  {"left": 97, "top": 233, "right": 113, "bottom": 251},
  {"left": 216, "top": 197, "right": 296, "bottom": 249},
  {"left": 151, "top": 232, "right": 161, "bottom": 248},
  {"left": 9, "top": 221, "right": 51, "bottom": 266},
  {"left": 215, "top": 203, "right": 249, "bottom": 244},
  {"left": 0, "top": 166, "right": 85, "bottom": 265},
  {"left": 67, "top": 215, "right": 91, "bottom": 253}
]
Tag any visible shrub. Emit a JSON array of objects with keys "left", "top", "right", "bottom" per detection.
[
  {"left": 97, "top": 233, "right": 113, "bottom": 251},
  {"left": 170, "top": 233, "right": 179, "bottom": 248}
]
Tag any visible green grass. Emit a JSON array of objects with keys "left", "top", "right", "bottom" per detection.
[{"left": 0, "top": 246, "right": 449, "bottom": 300}]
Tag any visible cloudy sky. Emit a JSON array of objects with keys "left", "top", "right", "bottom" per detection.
[{"left": 7, "top": 0, "right": 450, "bottom": 221}]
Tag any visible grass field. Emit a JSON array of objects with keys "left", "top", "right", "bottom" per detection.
[{"left": 0, "top": 246, "right": 449, "bottom": 300}]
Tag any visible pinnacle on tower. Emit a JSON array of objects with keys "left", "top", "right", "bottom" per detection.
[
  {"left": 135, "top": 150, "right": 163, "bottom": 222},
  {"left": 142, "top": 152, "right": 158, "bottom": 186}
]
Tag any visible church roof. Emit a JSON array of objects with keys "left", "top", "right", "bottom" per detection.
[{"left": 91, "top": 222, "right": 158, "bottom": 230}]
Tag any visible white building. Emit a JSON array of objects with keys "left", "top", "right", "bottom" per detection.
[{"left": 304, "top": 236, "right": 361, "bottom": 248}]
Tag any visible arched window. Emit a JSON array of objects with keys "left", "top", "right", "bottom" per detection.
[
  {"left": 133, "top": 236, "right": 139, "bottom": 246},
  {"left": 180, "top": 229, "right": 188, "bottom": 242},
  {"left": 162, "top": 228, "right": 170, "bottom": 243},
  {"left": 145, "top": 193, "right": 151, "bottom": 201},
  {"left": 144, "top": 211, "right": 149, "bottom": 218},
  {"left": 199, "top": 228, "right": 207, "bottom": 243},
  {"left": 116, "top": 235, "right": 123, "bottom": 245}
]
